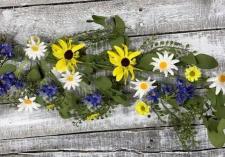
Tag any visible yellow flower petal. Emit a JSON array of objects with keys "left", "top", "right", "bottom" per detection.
[
  {"left": 114, "top": 46, "right": 124, "bottom": 58},
  {"left": 72, "top": 43, "right": 85, "bottom": 52},
  {"left": 113, "top": 66, "right": 124, "bottom": 81},
  {"left": 128, "top": 51, "right": 141, "bottom": 60},
  {"left": 185, "top": 66, "right": 201, "bottom": 82},
  {"left": 55, "top": 59, "right": 67, "bottom": 72},
  {"left": 51, "top": 44, "right": 64, "bottom": 59},
  {"left": 123, "top": 44, "right": 129, "bottom": 57},
  {"left": 128, "top": 66, "right": 135, "bottom": 80},
  {"left": 58, "top": 39, "right": 68, "bottom": 51}
]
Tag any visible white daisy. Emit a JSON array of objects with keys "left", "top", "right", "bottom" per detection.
[
  {"left": 207, "top": 72, "right": 225, "bottom": 95},
  {"left": 25, "top": 36, "right": 47, "bottom": 60},
  {"left": 59, "top": 71, "right": 82, "bottom": 90},
  {"left": 151, "top": 51, "right": 179, "bottom": 77},
  {"left": 17, "top": 96, "right": 41, "bottom": 112},
  {"left": 131, "top": 77, "right": 156, "bottom": 99}
]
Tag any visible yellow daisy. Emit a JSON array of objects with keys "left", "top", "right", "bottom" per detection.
[
  {"left": 86, "top": 113, "right": 100, "bottom": 121},
  {"left": 185, "top": 66, "right": 201, "bottom": 82},
  {"left": 51, "top": 39, "right": 85, "bottom": 72},
  {"left": 134, "top": 100, "right": 151, "bottom": 116},
  {"left": 107, "top": 45, "right": 141, "bottom": 82}
]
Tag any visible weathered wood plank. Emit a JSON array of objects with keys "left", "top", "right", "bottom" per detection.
[
  {"left": 0, "top": 30, "right": 225, "bottom": 140},
  {"left": 1, "top": 0, "right": 225, "bottom": 43},
  {"left": 0, "top": 0, "right": 108, "bottom": 8},
  {"left": 5, "top": 148, "right": 225, "bottom": 157},
  {"left": 0, "top": 125, "right": 216, "bottom": 155}
]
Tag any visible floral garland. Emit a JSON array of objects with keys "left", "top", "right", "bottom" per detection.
[{"left": 0, "top": 15, "right": 225, "bottom": 149}]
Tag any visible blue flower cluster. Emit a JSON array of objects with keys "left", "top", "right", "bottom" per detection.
[
  {"left": 146, "top": 78, "right": 195, "bottom": 105},
  {"left": 147, "top": 88, "right": 160, "bottom": 103},
  {"left": 0, "top": 44, "right": 14, "bottom": 58},
  {"left": 39, "top": 84, "right": 58, "bottom": 97},
  {"left": 176, "top": 78, "right": 195, "bottom": 104},
  {"left": 0, "top": 72, "right": 24, "bottom": 96},
  {"left": 84, "top": 93, "right": 102, "bottom": 107}
]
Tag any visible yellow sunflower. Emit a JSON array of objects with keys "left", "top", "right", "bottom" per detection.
[
  {"left": 107, "top": 45, "right": 141, "bottom": 82},
  {"left": 51, "top": 39, "right": 85, "bottom": 72},
  {"left": 185, "top": 65, "right": 201, "bottom": 82},
  {"left": 135, "top": 100, "right": 151, "bottom": 116}
]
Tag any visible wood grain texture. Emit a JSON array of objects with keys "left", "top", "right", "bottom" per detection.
[
  {"left": 0, "top": 125, "right": 216, "bottom": 155},
  {"left": 0, "top": 30, "right": 225, "bottom": 141},
  {"left": 0, "top": 0, "right": 225, "bottom": 43},
  {"left": 0, "top": 0, "right": 108, "bottom": 8},
  {"left": 5, "top": 149, "right": 225, "bottom": 157}
]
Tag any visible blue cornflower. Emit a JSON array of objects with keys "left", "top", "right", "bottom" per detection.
[
  {"left": 14, "top": 80, "right": 24, "bottom": 89},
  {"left": 40, "top": 84, "right": 58, "bottom": 97},
  {"left": 147, "top": 88, "right": 160, "bottom": 103},
  {"left": 0, "top": 44, "right": 14, "bottom": 58},
  {"left": 161, "top": 84, "right": 174, "bottom": 95},
  {"left": 176, "top": 78, "right": 195, "bottom": 104},
  {"left": 84, "top": 93, "right": 102, "bottom": 107}
]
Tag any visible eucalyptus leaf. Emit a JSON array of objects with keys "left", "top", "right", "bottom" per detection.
[
  {"left": 94, "top": 76, "right": 112, "bottom": 91},
  {"left": 27, "top": 67, "right": 42, "bottom": 81},
  {"left": 136, "top": 53, "right": 157, "bottom": 71},
  {"left": 218, "top": 119, "right": 225, "bottom": 133},
  {"left": 195, "top": 54, "right": 218, "bottom": 69},
  {"left": 0, "top": 64, "right": 16, "bottom": 75},
  {"left": 208, "top": 129, "right": 225, "bottom": 148},
  {"left": 180, "top": 53, "right": 197, "bottom": 65}
]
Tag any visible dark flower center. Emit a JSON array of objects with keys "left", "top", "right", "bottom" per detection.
[
  {"left": 64, "top": 50, "right": 73, "bottom": 60},
  {"left": 121, "top": 58, "right": 130, "bottom": 67}
]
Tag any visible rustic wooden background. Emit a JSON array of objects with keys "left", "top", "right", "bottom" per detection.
[{"left": 0, "top": 0, "right": 225, "bottom": 156}]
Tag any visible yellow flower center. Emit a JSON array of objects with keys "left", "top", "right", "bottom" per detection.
[
  {"left": 31, "top": 45, "right": 39, "bottom": 52},
  {"left": 219, "top": 74, "right": 225, "bottom": 83},
  {"left": 140, "top": 82, "right": 149, "bottom": 90},
  {"left": 67, "top": 75, "right": 74, "bottom": 81},
  {"left": 23, "top": 99, "right": 32, "bottom": 106},
  {"left": 159, "top": 61, "right": 168, "bottom": 70},
  {"left": 189, "top": 71, "right": 195, "bottom": 77}
]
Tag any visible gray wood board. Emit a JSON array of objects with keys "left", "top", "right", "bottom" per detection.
[
  {"left": 0, "top": 0, "right": 107, "bottom": 8},
  {"left": 0, "top": 0, "right": 225, "bottom": 43},
  {"left": 0, "top": 30, "right": 225, "bottom": 141},
  {"left": 0, "top": 125, "right": 217, "bottom": 155},
  {"left": 3, "top": 149, "right": 225, "bottom": 157}
]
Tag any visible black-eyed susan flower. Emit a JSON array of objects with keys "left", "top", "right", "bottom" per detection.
[
  {"left": 107, "top": 45, "right": 141, "bottom": 82},
  {"left": 207, "top": 72, "right": 225, "bottom": 95},
  {"left": 134, "top": 100, "right": 151, "bottom": 116},
  {"left": 51, "top": 39, "right": 85, "bottom": 72},
  {"left": 131, "top": 77, "right": 156, "bottom": 99},
  {"left": 151, "top": 51, "right": 179, "bottom": 77},
  {"left": 185, "top": 66, "right": 201, "bottom": 82},
  {"left": 25, "top": 36, "right": 47, "bottom": 60}
]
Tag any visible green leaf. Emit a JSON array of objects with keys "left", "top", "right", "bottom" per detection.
[
  {"left": 195, "top": 54, "right": 218, "bottom": 69},
  {"left": 207, "top": 89, "right": 217, "bottom": 106},
  {"left": 112, "top": 95, "right": 129, "bottom": 106},
  {"left": 94, "top": 76, "right": 112, "bottom": 91},
  {"left": 215, "top": 106, "right": 225, "bottom": 119},
  {"left": 35, "top": 96, "right": 45, "bottom": 105},
  {"left": 205, "top": 118, "right": 219, "bottom": 132},
  {"left": 0, "top": 64, "right": 16, "bottom": 75},
  {"left": 27, "top": 67, "right": 42, "bottom": 81},
  {"left": 113, "top": 15, "right": 125, "bottom": 34},
  {"left": 136, "top": 53, "right": 157, "bottom": 71},
  {"left": 59, "top": 105, "right": 72, "bottom": 119},
  {"left": 39, "top": 60, "right": 50, "bottom": 77},
  {"left": 208, "top": 129, "right": 225, "bottom": 147},
  {"left": 110, "top": 36, "right": 125, "bottom": 47},
  {"left": 92, "top": 15, "right": 107, "bottom": 27},
  {"left": 218, "top": 119, "right": 225, "bottom": 133},
  {"left": 180, "top": 53, "right": 197, "bottom": 65}
]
